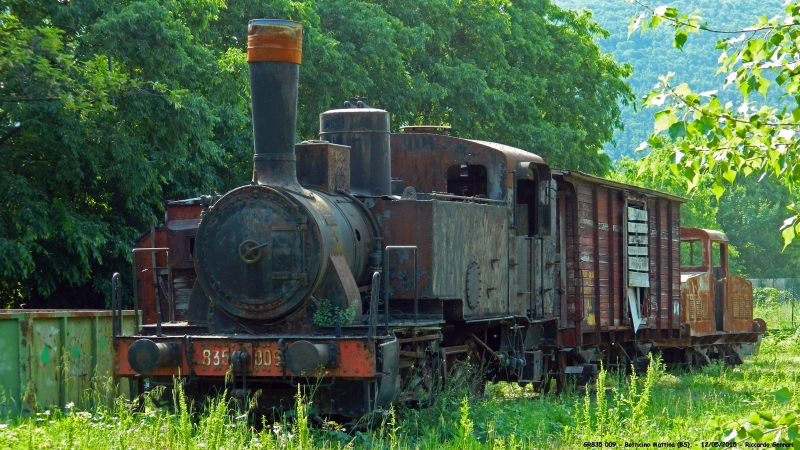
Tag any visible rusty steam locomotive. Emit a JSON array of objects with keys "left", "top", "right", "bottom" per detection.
[{"left": 115, "top": 19, "right": 765, "bottom": 416}]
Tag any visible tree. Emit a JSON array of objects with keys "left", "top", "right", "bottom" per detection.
[
  {"left": 0, "top": 0, "right": 252, "bottom": 307},
  {"left": 1, "top": 0, "right": 632, "bottom": 306},
  {"left": 629, "top": 0, "right": 800, "bottom": 247}
]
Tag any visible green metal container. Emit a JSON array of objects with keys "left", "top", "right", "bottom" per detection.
[{"left": 0, "top": 310, "right": 135, "bottom": 416}]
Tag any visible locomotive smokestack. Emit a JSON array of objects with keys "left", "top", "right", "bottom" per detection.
[{"left": 247, "top": 20, "right": 303, "bottom": 189}]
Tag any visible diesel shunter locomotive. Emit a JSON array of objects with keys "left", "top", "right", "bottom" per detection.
[{"left": 115, "top": 19, "right": 765, "bottom": 416}]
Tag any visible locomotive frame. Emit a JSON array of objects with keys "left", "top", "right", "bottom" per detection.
[{"left": 114, "top": 19, "right": 764, "bottom": 417}]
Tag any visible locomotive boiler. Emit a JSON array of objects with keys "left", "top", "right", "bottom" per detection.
[{"left": 114, "top": 18, "right": 765, "bottom": 416}]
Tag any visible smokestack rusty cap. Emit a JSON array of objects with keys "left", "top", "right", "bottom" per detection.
[{"left": 247, "top": 20, "right": 302, "bottom": 64}]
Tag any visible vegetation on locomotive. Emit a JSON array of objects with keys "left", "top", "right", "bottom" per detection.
[{"left": 116, "top": 19, "right": 765, "bottom": 417}]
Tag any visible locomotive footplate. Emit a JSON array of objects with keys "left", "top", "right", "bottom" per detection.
[{"left": 116, "top": 336, "right": 381, "bottom": 379}]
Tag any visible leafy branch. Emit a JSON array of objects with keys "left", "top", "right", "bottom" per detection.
[{"left": 632, "top": 1, "right": 800, "bottom": 247}]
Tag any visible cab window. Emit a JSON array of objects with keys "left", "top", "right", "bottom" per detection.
[{"left": 446, "top": 164, "right": 487, "bottom": 197}]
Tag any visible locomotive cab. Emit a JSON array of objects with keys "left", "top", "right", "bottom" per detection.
[{"left": 680, "top": 228, "right": 763, "bottom": 336}]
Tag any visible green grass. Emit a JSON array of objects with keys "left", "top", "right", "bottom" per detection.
[{"left": 1, "top": 302, "right": 798, "bottom": 449}]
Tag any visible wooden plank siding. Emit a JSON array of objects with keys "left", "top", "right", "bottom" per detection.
[{"left": 554, "top": 170, "right": 684, "bottom": 344}]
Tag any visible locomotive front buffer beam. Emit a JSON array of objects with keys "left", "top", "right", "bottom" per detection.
[{"left": 116, "top": 335, "right": 397, "bottom": 381}]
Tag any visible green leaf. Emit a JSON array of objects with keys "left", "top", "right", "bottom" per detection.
[
  {"left": 674, "top": 83, "right": 692, "bottom": 97},
  {"left": 757, "top": 77, "right": 771, "bottom": 98},
  {"left": 790, "top": 107, "right": 800, "bottom": 123},
  {"left": 670, "top": 164, "right": 681, "bottom": 177},
  {"left": 723, "top": 169, "right": 736, "bottom": 184},
  {"left": 712, "top": 182, "right": 725, "bottom": 200},
  {"left": 748, "top": 427, "right": 765, "bottom": 441},
  {"left": 649, "top": 15, "right": 663, "bottom": 29},
  {"left": 669, "top": 122, "right": 687, "bottom": 140},
  {"left": 737, "top": 426, "right": 747, "bottom": 440},
  {"left": 674, "top": 28, "right": 688, "bottom": 50},
  {"left": 787, "top": 424, "right": 800, "bottom": 440},
  {"left": 655, "top": 111, "right": 679, "bottom": 133},
  {"left": 782, "top": 226, "right": 796, "bottom": 251}
]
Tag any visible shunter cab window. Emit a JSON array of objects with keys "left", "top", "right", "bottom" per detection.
[
  {"left": 446, "top": 164, "right": 487, "bottom": 197},
  {"left": 712, "top": 242, "right": 722, "bottom": 268},
  {"left": 681, "top": 239, "right": 703, "bottom": 267}
]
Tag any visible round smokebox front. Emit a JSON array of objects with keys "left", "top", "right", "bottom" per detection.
[{"left": 194, "top": 185, "right": 324, "bottom": 321}]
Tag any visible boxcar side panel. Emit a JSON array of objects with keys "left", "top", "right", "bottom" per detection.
[{"left": 556, "top": 171, "right": 684, "bottom": 343}]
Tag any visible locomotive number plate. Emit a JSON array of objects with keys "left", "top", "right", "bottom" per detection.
[
  {"left": 199, "top": 348, "right": 277, "bottom": 367},
  {"left": 191, "top": 341, "right": 283, "bottom": 376}
]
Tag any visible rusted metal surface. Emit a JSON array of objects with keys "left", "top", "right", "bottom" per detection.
[
  {"left": 680, "top": 228, "right": 757, "bottom": 335},
  {"left": 134, "top": 229, "right": 168, "bottom": 325},
  {"left": 116, "top": 336, "right": 376, "bottom": 378},
  {"left": 391, "top": 133, "right": 547, "bottom": 202},
  {"left": 295, "top": 141, "right": 351, "bottom": 193},
  {"left": 400, "top": 125, "right": 451, "bottom": 135},
  {"left": 0, "top": 310, "right": 135, "bottom": 416},
  {"left": 195, "top": 185, "right": 322, "bottom": 321},
  {"left": 680, "top": 273, "right": 715, "bottom": 335},
  {"left": 379, "top": 132, "right": 551, "bottom": 323},
  {"left": 319, "top": 104, "right": 392, "bottom": 196},
  {"left": 247, "top": 20, "right": 302, "bottom": 64},
  {"left": 165, "top": 199, "right": 201, "bottom": 271},
  {"left": 726, "top": 276, "right": 754, "bottom": 333},
  {"left": 193, "top": 184, "right": 372, "bottom": 326},
  {"left": 375, "top": 199, "right": 510, "bottom": 320},
  {"left": 164, "top": 200, "right": 202, "bottom": 322},
  {"left": 133, "top": 200, "right": 201, "bottom": 324}
]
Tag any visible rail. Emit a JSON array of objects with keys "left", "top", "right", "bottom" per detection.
[
  {"left": 131, "top": 247, "right": 171, "bottom": 336},
  {"left": 383, "top": 245, "right": 419, "bottom": 332}
]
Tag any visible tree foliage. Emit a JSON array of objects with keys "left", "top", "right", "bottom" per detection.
[
  {"left": 628, "top": 0, "right": 800, "bottom": 248},
  {"left": 0, "top": 0, "right": 250, "bottom": 306},
  {"left": 0, "top": 0, "right": 631, "bottom": 306}
]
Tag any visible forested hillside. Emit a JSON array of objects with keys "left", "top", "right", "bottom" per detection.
[{"left": 553, "top": 0, "right": 786, "bottom": 159}]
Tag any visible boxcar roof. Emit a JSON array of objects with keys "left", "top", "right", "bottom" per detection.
[{"left": 552, "top": 169, "right": 687, "bottom": 203}]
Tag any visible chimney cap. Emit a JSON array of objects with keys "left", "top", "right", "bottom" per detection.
[{"left": 247, "top": 19, "right": 302, "bottom": 64}]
